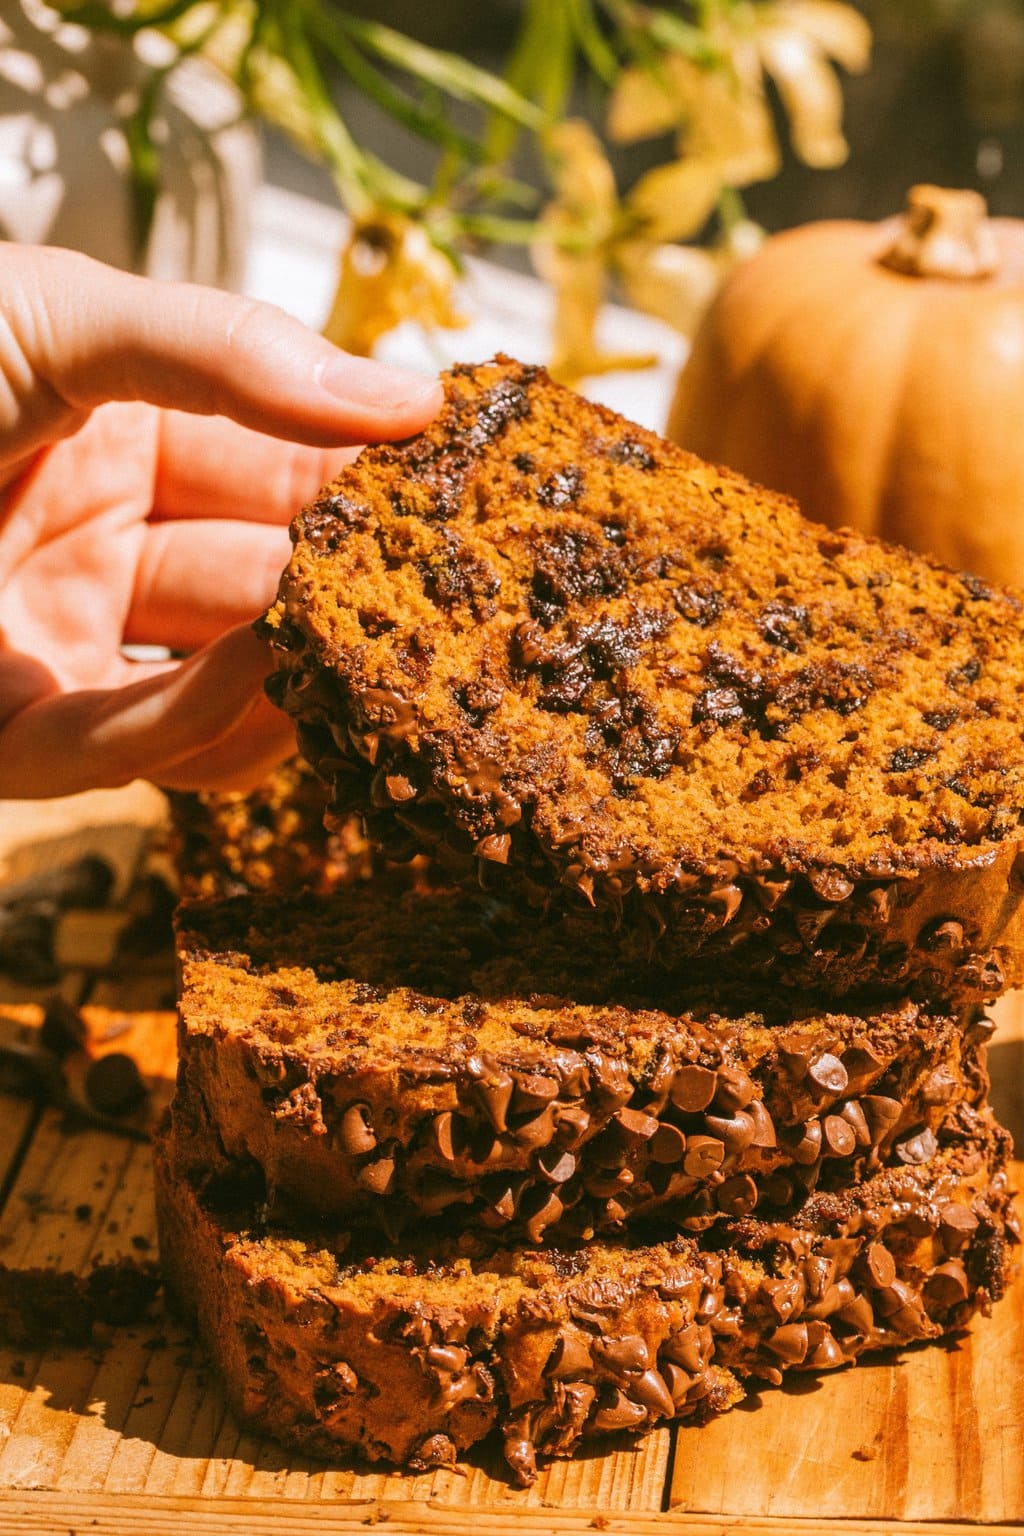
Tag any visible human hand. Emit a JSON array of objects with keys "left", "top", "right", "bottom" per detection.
[{"left": 0, "top": 244, "right": 442, "bottom": 797}]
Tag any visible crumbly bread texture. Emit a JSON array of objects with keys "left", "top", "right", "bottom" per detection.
[
  {"left": 156, "top": 1106, "right": 1015, "bottom": 1485},
  {"left": 174, "top": 887, "right": 992, "bottom": 1240},
  {"left": 261, "top": 358, "right": 1024, "bottom": 1001},
  {"left": 167, "top": 756, "right": 372, "bottom": 899}
]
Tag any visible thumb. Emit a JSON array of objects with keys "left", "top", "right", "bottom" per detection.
[{"left": 3, "top": 245, "right": 443, "bottom": 459}]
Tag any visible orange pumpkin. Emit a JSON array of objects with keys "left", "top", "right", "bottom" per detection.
[{"left": 667, "top": 185, "right": 1024, "bottom": 584}]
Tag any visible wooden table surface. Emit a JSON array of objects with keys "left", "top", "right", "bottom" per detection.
[{"left": 0, "top": 786, "right": 1020, "bottom": 1535}]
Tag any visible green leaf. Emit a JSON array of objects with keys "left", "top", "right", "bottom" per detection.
[
  {"left": 122, "top": 72, "right": 164, "bottom": 257},
  {"left": 336, "top": 15, "right": 545, "bottom": 130},
  {"left": 487, "top": 0, "right": 575, "bottom": 163},
  {"left": 308, "top": 16, "right": 485, "bottom": 163},
  {"left": 567, "top": 0, "right": 619, "bottom": 84}
]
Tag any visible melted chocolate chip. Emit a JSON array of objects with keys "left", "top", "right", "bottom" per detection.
[
  {"left": 671, "top": 1065, "right": 717, "bottom": 1113},
  {"left": 806, "top": 1054, "right": 849, "bottom": 1097}
]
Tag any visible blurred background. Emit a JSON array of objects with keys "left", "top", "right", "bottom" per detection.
[
  {"left": 2, "top": 0, "right": 1021, "bottom": 402},
  {"left": 259, "top": 1, "right": 1024, "bottom": 234}
]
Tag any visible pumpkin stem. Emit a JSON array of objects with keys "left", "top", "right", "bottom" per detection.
[{"left": 879, "top": 184, "right": 998, "bottom": 279}]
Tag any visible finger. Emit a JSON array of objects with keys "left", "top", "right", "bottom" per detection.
[
  {"left": 8, "top": 245, "right": 443, "bottom": 458},
  {"left": 152, "top": 413, "right": 360, "bottom": 525},
  {"left": 149, "top": 692, "right": 298, "bottom": 793},
  {"left": 124, "top": 519, "right": 292, "bottom": 652},
  {"left": 0, "top": 625, "right": 290, "bottom": 797}
]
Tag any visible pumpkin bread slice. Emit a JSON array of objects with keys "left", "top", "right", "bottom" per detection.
[
  {"left": 156, "top": 1103, "right": 1016, "bottom": 1485},
  {"left": 173, "top": 886, "right": 992, "bottom": 1241},
  {"left": 261, "top": 358, "right": 1024, "bottom": 1002}
]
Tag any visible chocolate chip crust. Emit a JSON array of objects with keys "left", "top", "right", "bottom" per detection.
[
  {"left": 261, "top": 358, "right": 1024, "bottom": 1002},
  {"left": 174, "top": 887, "right": 991, "bottom": 1240},
  {"left": 155, "top": 1109, "right": 1015, "bottom": 1486}
]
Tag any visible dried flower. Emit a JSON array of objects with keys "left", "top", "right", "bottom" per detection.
[{"left": 323, "top": 212, "right": 466, "bottom": 356}]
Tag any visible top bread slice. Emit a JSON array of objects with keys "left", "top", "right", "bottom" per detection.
[{"left": 261, "top": 357, "right": 1024, "bottom": 1001}]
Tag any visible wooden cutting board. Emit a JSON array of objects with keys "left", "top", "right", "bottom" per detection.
[{"left": 0, "top": 795, "right": 1020, "bottom": 1534}]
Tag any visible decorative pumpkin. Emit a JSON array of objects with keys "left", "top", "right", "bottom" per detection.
[{"left": 667, "top": 185, "right": 1024, "bottom": 584}]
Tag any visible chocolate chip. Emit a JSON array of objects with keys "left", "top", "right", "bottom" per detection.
[
  {"left": 923, "top": 1260, "right": 970, "bottom": 1310},
  {"left": 704, "top": 1109, "right": 755, "bottom": 1155},
  {"left": 535, "top": 1145, "right": 576, "bottom": 1185},
  {"left": 544, "top": 1332, "right": 594, "bottom": 1378},
  {"left": 592, "top": 1334, "right": 649, "bottom": 1376},
  {"left": 803, "top": 1255, "right": 836, "bottom": 1302},
  {"left": 412, "top": 1433, "right": 457, "bottom": 1469},
  {"left": 920, "top": 1067, "right": 957, "bottom": 1106},
  {"left": 790, "top": 1119, "right": 822, "bottom": 1166},
  {"left": 762, "top": 1277, "right": 803, "bottom": 1322},
  {"left": 40, "top": 996, "right": 87, "bottom": 1058},
  {"left": 840, "top": 1046, "right": 885, "bottom": 1092},
  {"left": 661, "top": 1361, "right": 694, "bottom": 1404},
  {"left": 938, "top": 1203, "right": 979, "bottom": 1252},
  {"left": 895, "top": 1126, "right": 938, "bottom": 1165},
  {"left": 860, "top": 1094, "right": 902, "bottom": 1144},
  {"left": 512, "top": 1103, "right": 558, "bottom": 1148},
  {"left": 712, "top": 1066, "right": 755, "bottom": 1112},
  {"left": 84, "top": 1053, "right": 146, "bottom": 1117},
  {"left": 613, "top": 1106, "right": 659, "bottom": 1141},
  {"left": 838, "top": 1100, "right": 872, "bottom": 1147},
  {"left": 631, "top": 1368, "right": 675, "bottom": 1418},
  {"left": 339, "top": 1102, "right": 377, "bottom": 1156},
  {"left": 511, "top": 1072, "right": 559, "bottom": 1113},
  {"left": 425, "top": 1343, "right": 468, "bottom": 1374},
  {"left": 822, "top": 1115, "right": 857, "bottom": 1157},
  {"left": 716, "top": 1173, "right": 758, "bottom": 1216},
  {"left": 863, "top": 1242, "right": 896, "bottom": 1288},
  {"left": 479, "top": 1173, "right": 529, "bottom": 1226},
  {"left": 417, "top": 1172, "right": 474, "bottom": 1214},
  {"left": 965, "top": 1015, "right": 996, "bottom": 1047},
  {"left": 806, "top": 867, "right": 856, "bottom": 902},
  {"left": 591, "top": 1389, "right": 647, "bottom": 1433},
  {"left": 920, "top": 918, "right": 964, "bottom": 951},
  {"left": 476, "top": 833, "right": 512, "bottom": 864},
  {"left": 357, "top": 1146, "right": 397, "bottom": 1196},
  {"left": 764, "top": 1322, "right": 808, "bottom": 1364},
  {"left": 469, "top": 1060, "right": 514, "bottom": 1132},
  {"left": 649, "top": 1123, "right": 687, "bottom": 1165},
  {"left": 806, "top": 1328, "right": 846, "bottom": 1369},
  {"left": 761, "top": 1172, "right": 795, "bottom": 1207},
  {"left": 745, "top": 1099, "right": 777, "bottom": 1148},
  {"left": 683, "top": 1135, "right": 725, "bottom": 1178},
  {"left": 670, "top": 1064, "right": 717, "bottom": 1113},
  {"left": 837, "top": 1292, "right": 875, "bottom": 1335},
  {"left": 429, "top": 1110, "right": 463, "bottom": 1163},
  {"left": 807, "top": 1053, "right": 849, "bottom": 1096},
  {"left": 661, "top": 1324, "right": 704, "bottom": 1372},
  {"left": 523, "top": 1188, "right": 564, "bottom": 1242}
]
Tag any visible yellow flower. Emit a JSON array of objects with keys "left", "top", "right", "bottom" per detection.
[
  {"left": 323, "top": 212, "right": 466, "bottom": 357},
  {"left": 608, "top": 0, "right": 870, "bottom": 172},
  {"left": 533, "top": 122, "right": 766, "bottom": 384},
  {"left": 617, "top": 218, "right": 764, "bottom": 336},
  {"left": 532, "top": 122, "right": 657, "bottom": 385}
]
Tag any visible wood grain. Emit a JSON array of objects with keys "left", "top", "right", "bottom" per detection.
[
  {"left": 0, "top": 802, "right": 1020, "bottom": 1532},
  {"left": 4, "top": 1490, "right": 1024, "bottom": 1536}
]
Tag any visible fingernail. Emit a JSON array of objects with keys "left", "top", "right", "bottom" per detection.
[{"left": 319, "top": 357, "right": 442, "bottom": 411}]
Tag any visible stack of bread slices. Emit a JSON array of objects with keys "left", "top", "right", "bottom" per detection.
[{"left": 158, "top": 358, "right": 1020, "bottom": 1485}]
